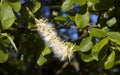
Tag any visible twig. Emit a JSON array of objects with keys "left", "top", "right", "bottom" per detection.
[
  {"left": 56, "top": 62, "right": 69, "bottom": 75},
  {"left": 96, "top": 11, "right": 102, "bottom": 25}
]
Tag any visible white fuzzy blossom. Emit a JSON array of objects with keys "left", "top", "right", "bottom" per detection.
[{"left": 35, "top": 19, "right": 74, "bottom": 61}]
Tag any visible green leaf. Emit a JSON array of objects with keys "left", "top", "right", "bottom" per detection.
[
  {"left": 75, "top": 12, "right": 90, "bottom": 29},
  {"left": 89, "top": 0, "right": 100, "bottom": 4},
  {"left": 0, "top": 49, "right": 9, "bottom": 63},
  {"left": 0, "top": 2, "right": 15, "bottom": 29},
  {"left": 54, "top": 16, "right": 65, "bottom": 21},
  {"left": 107, "top": 32, "right": 120, "bottom": 45},
  {"left": 1, "top": 33, "right": 18, "bottom": 52},
  {"left": 79, "top": 37, "right": 93, "bottom": 52},
  {"left": 89, "top": 28, "right": 107, "bottom": 37},
  {"left": 106, "top": 17, "right": 117, "bottom": 27},
  {"left": 92, "top": 38, "right": 108, "bottom": 61},
  {"left": 68, "top": 15, "right": 75, "bottom": 21},
  {"left": 61, "top": 0, "right": 74, "bottom": 12},
  {"left": 116, "top": 46, "right": 120, "bottom": 51},
  {"left": 37, "top": 55, "right": 47, "bottom": 66},
  {"left": 41, "top": 45, "right": 51, "bottom": 56},
  {"left": 73, "top": 45, "right": 80, "bottom": 51},
  {"left": 32, "top": 1, "right": 41, "bottom": 13},
  {"left": 104, "top": 50, "right": 115, "bottom": 69},
  {"left": 6, "top": 1, "right": 21, "bottom": 12},
  {"left": 75, "top": 0, "right": 86, "bottom": 5},
  {"left": 81, "top": 53, "right": 94, "bottom": 62}
]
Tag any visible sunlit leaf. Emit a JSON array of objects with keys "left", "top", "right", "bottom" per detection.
[
  {"left": 61, "top": 0, "right": 74, "bottom": 12},
  {"left": 104, "top": 50, "right": 115, "bottom": 69},
  {"left": 0, "top": 49, "right": 9, "bottom": 63},
  {"left": 6, "top": 0, "right": 21, "bottom": 12},
  {"left": 79, "top": 37, "right": 93, "bottom": 52},
  {"left": 92, "top": 38, "right": 108, "bottom": 61},
  {"left": 37, "top": 55, "right": 47, "bottom": 66},
  {"left": 75, "top": 11, "right": 90, "bottom": 29},
  {"left": 32, "top": 0, "right": 41, "bottom": 13},
  {"left": 81, "top": 53, "right": 94, "bottom": 62},
  {"left": 0, "top": 2, "right": 15, "bottom": 29},
  {"left": 41, "top": 45, "right": 51, "bottom": 56},
  {"left": 73, "top": 45, "right": 80, "bottom": 51},
  {"left": 54, "top": 16, "right": 65, "bottom": 21},
  {"left": 107, "top": 32, "right": 120, "bottom": 45},
  {"left": 89, "top": 28, "right": 107, "bottom": 37}
]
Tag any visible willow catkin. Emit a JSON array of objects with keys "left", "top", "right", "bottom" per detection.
[{"left": 35, "top": 19, "right": 74, "bottom": 61}]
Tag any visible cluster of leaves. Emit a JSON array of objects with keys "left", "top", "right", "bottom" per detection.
[
  {"left": 1, "top": 0, "right": 120, "bottom": 74},
  {"left": 60, "top": 0, "right": 120, "bottom": 69},
  {"left": 0, "top": 0, "right": 48, "bottom": 65}
]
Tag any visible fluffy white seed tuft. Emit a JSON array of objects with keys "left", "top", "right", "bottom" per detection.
[{"left": 35, "top": 19, "right": 74, "bottom": 61}]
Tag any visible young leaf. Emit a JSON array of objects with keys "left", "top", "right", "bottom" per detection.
[
  {"left": 89, "top": 28, "right": 107, "bottom": 37},
  {"left": 41, "top": 45, "right": 51, "bottom": 56},
  {"left": 92, "top": 38, "right": 108, "bottom": 61},
  {"left": 61, "top": 0, "right": 74, "bottom": 12},
  {"left": 37, "top": 55, "right": 47, "bottom": 66},
  {"left": 107, "top": 32, "right": 120, "bottom": 45},
  {"left": 81, "top": 53, "right": 94, "bottom": 62},
  {"left": 79, "top": 37, "right": 93, "bottom": 52},
  {"left": 104, "top": 50, "right": 115, "bottom": 69},
  {"left": 75, "top": 12, "right": 90, "bottom": 29},
  {"left": 0, "top": 2, "right": 15, "bottom": 29},
  {"left": 0, "top": 49, "right": 9, "bottom": 63}
]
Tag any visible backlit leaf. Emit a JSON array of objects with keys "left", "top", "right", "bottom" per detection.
[
  {"left": 37, "top": 55, "right": 47, "bottom": 66},
  {"left": 41, "top": 45, "right": 51, "bottom": 56}
]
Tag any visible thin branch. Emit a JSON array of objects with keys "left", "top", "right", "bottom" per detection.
[
  {"left": 56, "top": 62, "right": 69, "bottom": 75},
  {"left": 96, "top": 11, "right": 102, "bottom": 25}
]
